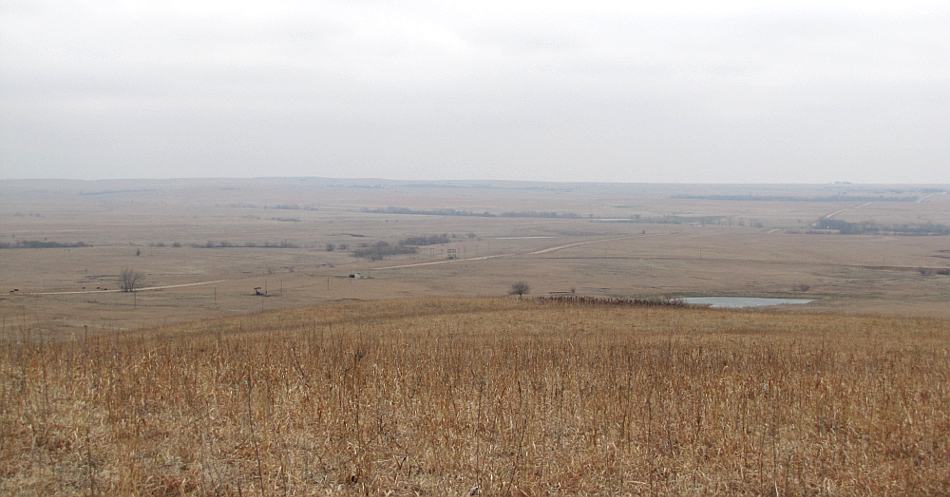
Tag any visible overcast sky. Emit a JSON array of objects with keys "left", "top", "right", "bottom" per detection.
[{"left": 1, "top": 1, "right": 948, "bottom": 183}]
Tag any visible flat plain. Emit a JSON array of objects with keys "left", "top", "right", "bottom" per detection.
[
  {"left": 2, "top": 178, "right": 950, "bottom": 335},
  {"left": 1, "top": 179, "right": 949, "bottom": 496}
]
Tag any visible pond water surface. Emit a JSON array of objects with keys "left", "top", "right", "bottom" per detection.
[{"left": 682, "top": 297, "right": 813, "bottom": 308}]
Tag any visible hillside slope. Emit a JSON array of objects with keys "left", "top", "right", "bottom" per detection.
[{"left": 2, "top": 298, "right": 948, "bottom": 496}]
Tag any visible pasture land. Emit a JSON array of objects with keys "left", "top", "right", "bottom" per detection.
[
  {"left": 1, "top": 298, "right": 947, "bottom": 495},
  {"left": 3, "top": 179, "right": 950, "bottom": 335}
]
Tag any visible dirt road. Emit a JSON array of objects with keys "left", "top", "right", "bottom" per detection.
[
  {"left": 20, "top": 234, "right": 666, "bottom": 293},
  {"left": 823, "top": 202, "right": 872, "bottom": 220},
  {"left": 372, "top": 235, "right": 645, "bottom": 270},
  {"left": 22, "top": 280, "right": 229, "bottom": 296}
]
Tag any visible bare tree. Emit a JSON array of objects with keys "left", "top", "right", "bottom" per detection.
[
  {"left": 509, "top": 281, "right": 530, "bottom": 297},
  {"left": 120, "top": 268, "right": 145, "bottom": 292}
]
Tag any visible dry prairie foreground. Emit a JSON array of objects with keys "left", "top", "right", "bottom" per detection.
[{"left": 1, "top": 298, "right": 947, "bottom": 496}]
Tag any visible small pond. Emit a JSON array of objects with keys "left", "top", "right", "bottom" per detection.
[{"left": 682, "top": 297, "right": 813, "bottom": 309}]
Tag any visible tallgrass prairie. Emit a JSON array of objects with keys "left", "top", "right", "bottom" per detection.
[{"left": 2, "top": 297, "right": 947, "bottom": 496}]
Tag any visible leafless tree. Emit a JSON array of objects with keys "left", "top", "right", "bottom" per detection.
[
  {"left": 120, "top": 268, "right": 145, "bottom": 292},
  {"left": 509, "top": 281, "right": 530, "bottom": 297}
]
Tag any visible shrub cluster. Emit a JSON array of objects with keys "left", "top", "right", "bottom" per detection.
[{"left": 0, "top": 240, "right": 89, "bottom": 249}]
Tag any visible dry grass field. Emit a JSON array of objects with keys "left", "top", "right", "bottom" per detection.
[
  {"left": 2, "top": 297, "right": 948, "bottom": 496},
  {"left": 3, "top": 179, "right": 950, "bottom": 336},
  {"left": 2, "top": 179, "right": 949, "bottom": 494}
]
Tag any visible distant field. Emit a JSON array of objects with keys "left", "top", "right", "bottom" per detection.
[
  {"left": 2, "top": 298, "right": 947, "bottom": 495},
  {"left": 2, "top": 179, "right": 950, "bottom": 336}
]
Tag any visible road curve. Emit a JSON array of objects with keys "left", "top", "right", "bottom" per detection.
[
  {"left": 371, "top": 235, "right": 643, "bottom": 270},
  {"left": 18, "top": 234, "right": 664, "bottom": 293},
  {"left": 822, "top": 202, "right": 872, "bottom": 220},
  {"left": 21, "top": 279, "right": 229, "bottom": 296}
]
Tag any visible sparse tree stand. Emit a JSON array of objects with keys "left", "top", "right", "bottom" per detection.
[
  {"left": 120, "top": 267, "right": 145, "bottom": 308},
  {"left": 119, "top": 268, "right": 145, "bottom": 293},
  {"left": 509, "top": 281, "right": 530, "bottom": 298}
]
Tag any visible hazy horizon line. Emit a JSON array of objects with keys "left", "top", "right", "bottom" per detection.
[{"left": 2, "top": 175, "right": 948, "bottom": 187}]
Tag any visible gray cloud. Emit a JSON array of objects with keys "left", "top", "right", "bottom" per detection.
[{"left": 1, "top": 0, "right": 948, "bottom": 182}]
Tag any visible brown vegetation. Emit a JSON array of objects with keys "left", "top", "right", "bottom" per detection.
[
  {"left": 4, "top": 179, "right": 950, "bottom": 336},
  {"left": 2, "top": 298, "right": 947, "bottom": 496},
  {"left": 509, "top": 281, "right": 530, "bottom": 296},
  {"left": 119, "top": 268, "right": 145, "bottom": 292}
]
